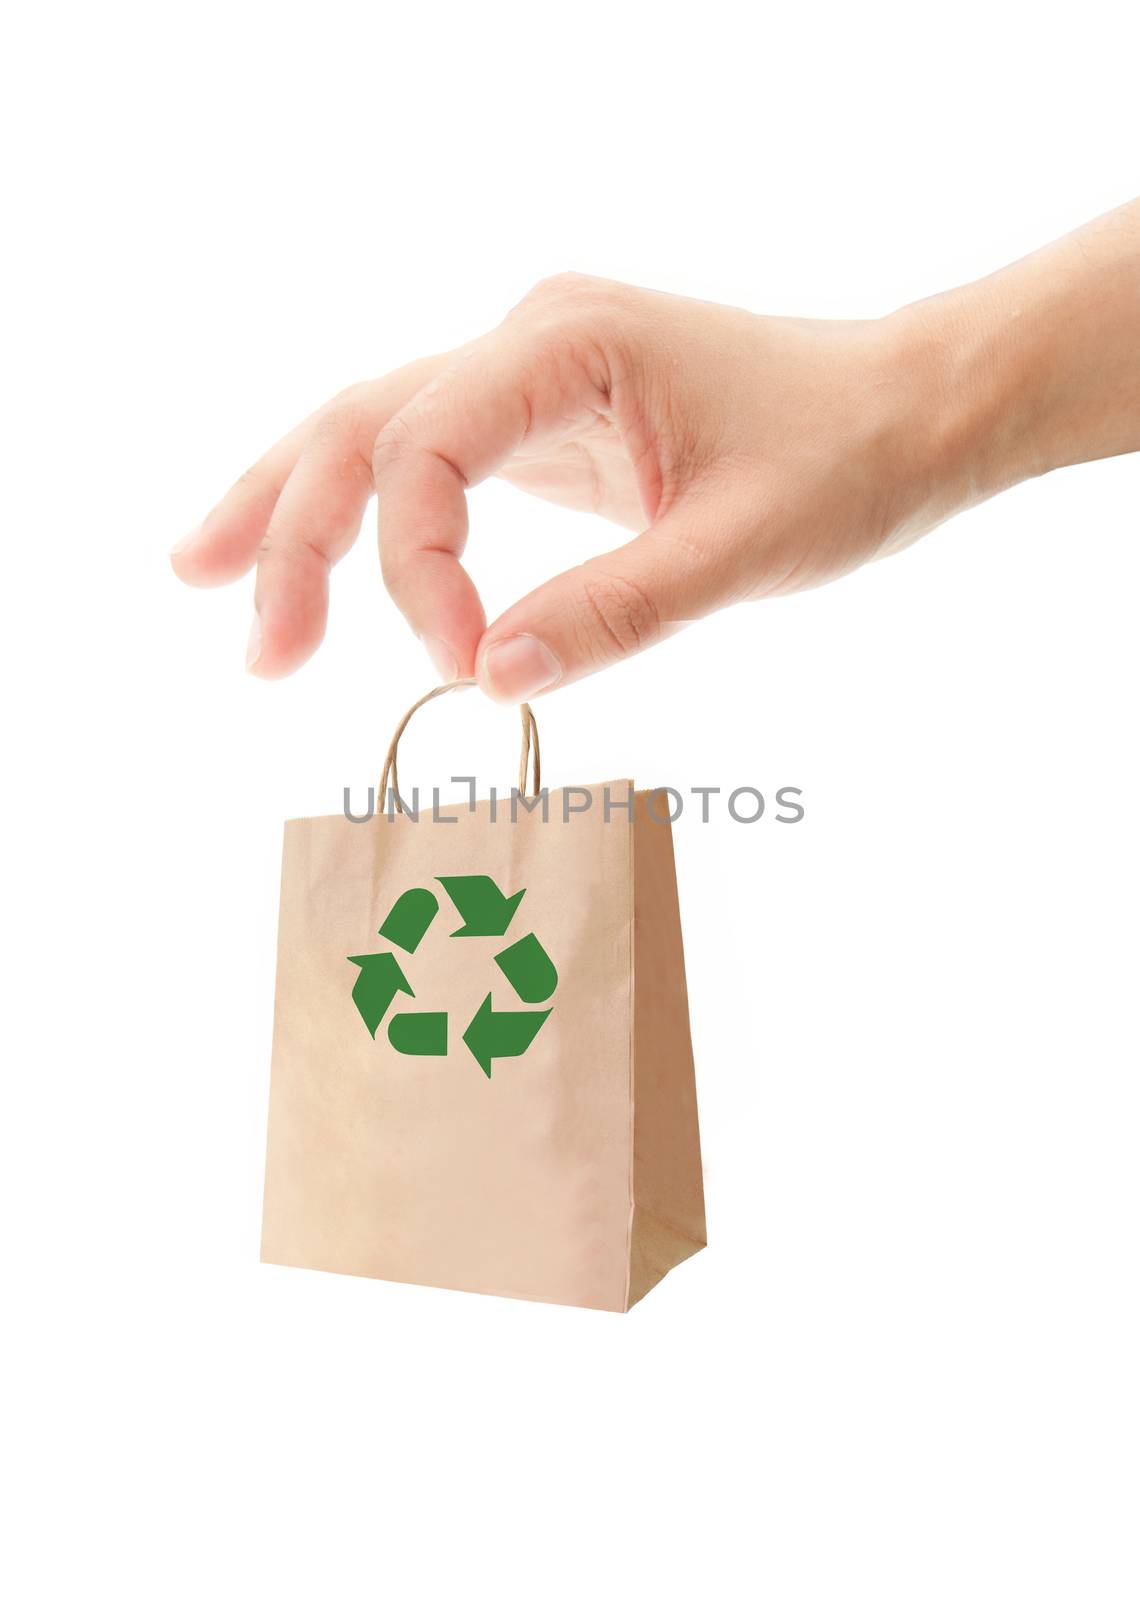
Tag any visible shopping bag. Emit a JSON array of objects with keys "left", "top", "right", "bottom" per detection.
[{"left": 261, "top": 682, "right": 705, "bottom": 1311}]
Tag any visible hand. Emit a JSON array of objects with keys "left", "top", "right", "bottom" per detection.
[
  {"left": 172, "top": 204, "right": 1140, "bottom": 700},
  {"left": 173, "top": 279, "right": 950, "bottom": 697}
]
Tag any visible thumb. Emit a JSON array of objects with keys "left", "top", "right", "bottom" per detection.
[{"left": 474, "top": 507, "right": 731, "bottom": 701}]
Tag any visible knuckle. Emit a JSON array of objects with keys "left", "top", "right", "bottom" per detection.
[
  {"left": 513, "top": 272, "right": 610, "bottom": 326},
  {"left": 580, "top": 569, "right": 661, "bottom": 657},
  {"left": 512, "top": 274, "right": 638, "bottom": 382},
  {"left": 310, "top": 393, "right": 363, "bottom": 447},
  {"left": 308, "top": 385, "right": 383, "bottom": 483},
  {"left": 528, "top": 270, "right": 597, "bottom": 302},
  {"left": 370, "top": 411, "right": 417, "bottom": 479},
  {"left": 257, "top": 528, "right": 331, "bottom": 574},
  {"left": 529, "top": 271, "right": 635, "bottom": 315},
  {"left": 378, "top": 544, "right": 423, "bottom": 607}
]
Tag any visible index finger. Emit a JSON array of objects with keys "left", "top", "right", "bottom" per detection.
[{"left": 372, "top": 327, "right": 612, "bottom": 679}]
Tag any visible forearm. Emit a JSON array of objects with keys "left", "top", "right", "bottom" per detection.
[{"left": 901, "top": 200, "right": 1140, "bottom": 517}]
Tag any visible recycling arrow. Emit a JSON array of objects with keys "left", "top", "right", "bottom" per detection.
[
  {"left": 346, "top": 951, "right": 413, "bottom": 1038},
  {"left": 495, "top": 932, "right": 558, "bottom": 1003},
  {"left": 438, "top": 875, "right": 524, "bottom": 936},
  {"left": 462, "top": 993, "right": 552, "bottom": 1079},
  {"left": 389, "top": 1012, "right": 447, "bottom": 1055},
  {"left": 379, "top": 887, "right": 438, "bottom": 954}
]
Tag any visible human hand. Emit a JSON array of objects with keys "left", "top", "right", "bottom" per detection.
[{"left": 172, "top": 205, "right": 1140, "bottom": 700}]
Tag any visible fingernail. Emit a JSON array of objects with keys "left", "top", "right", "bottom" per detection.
[
  {"left": 478, "top": 635, "right": 561, "bottom": 702},
  {"left": 245, "top": 613, "right": 263, "bottom": 671},
  {"left": 419, "top": 633, "right": 458, "bottom": 683},
  {"left": 170, "top": 525, "right": 201, "bottom": 558}
]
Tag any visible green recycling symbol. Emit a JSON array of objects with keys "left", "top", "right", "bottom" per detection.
[{"left": 347, "top": 876, "right": 557, "bottom": 1078}]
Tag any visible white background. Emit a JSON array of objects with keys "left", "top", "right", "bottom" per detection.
[{"left": 4, "top": 3, "right": 1138, "bottom": 1595}]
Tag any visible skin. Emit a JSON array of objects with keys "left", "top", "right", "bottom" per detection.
[{"left": 172, "top": 200, "right": 1140, "bottom": 703}]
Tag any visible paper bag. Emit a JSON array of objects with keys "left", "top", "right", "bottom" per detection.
[{"left": 261, "top": 683, "right": 705, "bottom": 1311}]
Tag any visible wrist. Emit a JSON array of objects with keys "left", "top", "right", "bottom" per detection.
[
  {"left": 887, "top": 204, "right": 1140, "bottom": 520},
  {"left": 882, "top": 286, "right": 1047, "bottom": 530}
]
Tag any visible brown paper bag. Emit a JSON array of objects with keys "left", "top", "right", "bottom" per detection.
[{"left": 261, "top": 683, "right": 705, "bottom": 1311}]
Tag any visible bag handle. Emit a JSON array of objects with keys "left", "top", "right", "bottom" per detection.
[{"left": 379, "top": 679, "right": 541, "bottom": 815}]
